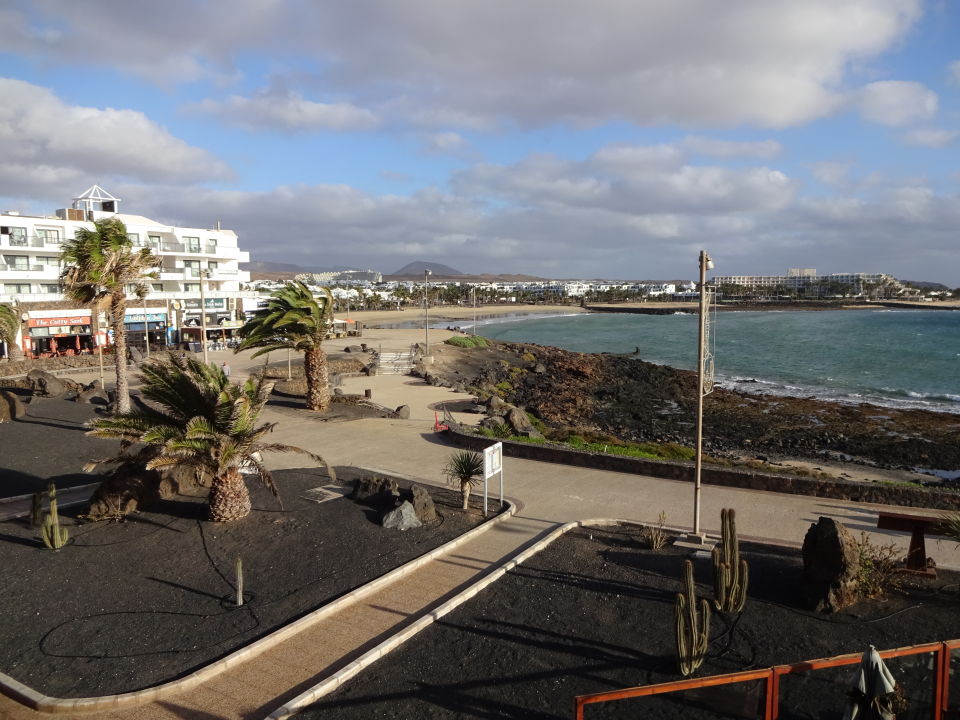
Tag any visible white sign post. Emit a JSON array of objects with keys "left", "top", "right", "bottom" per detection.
[{"left": 483, "top": 442, "right": 503, "bottom": 516}]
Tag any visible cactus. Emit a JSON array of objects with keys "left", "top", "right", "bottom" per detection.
[
  {"left": 675, "top": 559, "right": 710, "bottom": 676},
  {"left": 712, "top": 508, "right": 749, "bottom": 613},
  {"left": 40, "top": 482, "right": 69, "bottom": 551},
  {"left": 235, "top": 556, "right": 244, "bottom": 607},
  {"left": 30, "top": 490, "right": 43, "bottom": 528}
]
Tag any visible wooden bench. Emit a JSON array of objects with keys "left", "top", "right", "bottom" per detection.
[{"left": 876, "top": 511, "right": 949, "bottom": 576}]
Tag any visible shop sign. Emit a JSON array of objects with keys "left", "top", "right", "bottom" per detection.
[
  {"left": 220, "top": 320, "right": 243, "bottom": 329},
  {"left": 28, "top": 316, "right": 90, "bottom": 328},
  {"left": 184, "top": 298, "right": 226, "bottom": 310},
  {"left": 124, "top": 312, "right": 167, "bottom": 323}
]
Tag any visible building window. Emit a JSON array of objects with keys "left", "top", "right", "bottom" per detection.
[
  {"left": 207, "top": 261, "right": 218, "bottom": 274},
  {"left": 184, "top": 283, "right": 200, "bottom": 293},
  {"left": 36, "top": 228, "right": 60, "bottom": 244},
  {"left": 148, "top": 234, "right": 162, "bottom": 251},
  {"left": 207, "top": 238, "right": 218, "bottom": 253},
  {"left": 4, "top": 283, "right": 31, "bottom": 294},
  {"left": 39, "top": 284, "right": 61, "bottom": 294},
  {"left": 152, "top": 283, "right": 163, "bottom": 292},
  {"left": 4, "top": 255, "right": 29, "bottom": 270},
  {"left": 126, "top": 232, "right": 139, "bottom": 246},
  {"left": 4, "top": 227, "right": 27, "bottom": 246},
  {"left": 37, "top": 256, "right": 61, "bottom": 269},
  {"left": 183, "top": 236, "right": 201, "bottom": 253}
]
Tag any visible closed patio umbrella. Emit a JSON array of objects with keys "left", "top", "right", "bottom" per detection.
[{"left": 843, "top": 645, "right": 898, "bottom": 720}]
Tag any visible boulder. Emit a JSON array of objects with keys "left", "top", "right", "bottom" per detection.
[
  {"left": 507, "top": 407, "right": 542, "bottom": 438},
  {"left": 408, "top": 484, "right": 437, "bottom": 523},
  {"left": 350, "top": 475, "right": 400, "bottom": 509},
  {"left": 395, "top": 405, "right": 411, "bottom": 420},
  {"left": 487, "top": 395, "right": 509, "bottom": 414},
  {"left": 0, "top": 390, "right": 27, "bottom": 422},
  {"left": 128, "top": 346, "right": 143, "bottom": 364},
  {"left": 345, "top": 345, "right": 364, "bottom": 353},
  {"left": 76, "top": 380, "right": 109, "bottom": 405},
  {"left": 363, "top": 363, "right": 377, "bottom": 376},
  {"left": 801, "top": 516, "right": 860, "bottom": 613},
  {"left": 382, "top": 501, "right": 422, "bottom": 531},
  {"left": 27, "top": 369, "right": 67, "bottom": 398}
]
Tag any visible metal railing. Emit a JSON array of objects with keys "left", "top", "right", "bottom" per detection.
[
  {"left": 574, "top": 639, "right": 960, "bottom": 719},
  {"left": 0, "top": 234, "right": 61, "bottom": 248}
]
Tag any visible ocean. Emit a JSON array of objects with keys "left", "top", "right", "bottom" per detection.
[{"left": 468, "top": 309, "right": 960, "bottom": 414}]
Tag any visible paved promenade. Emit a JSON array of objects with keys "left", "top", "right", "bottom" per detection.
[{"left": 1, "top": 332, "right": 956, "bottom": 719}]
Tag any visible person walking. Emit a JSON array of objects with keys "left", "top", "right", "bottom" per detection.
[{"left": 221, "top": 361, "right": 231, "bottom": 378}]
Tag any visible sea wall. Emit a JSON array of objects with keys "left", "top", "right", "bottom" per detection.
[{"left": 447, "top": 424, "right": 960, "bottom": 510}]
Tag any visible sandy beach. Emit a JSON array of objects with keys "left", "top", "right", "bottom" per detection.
[{"left": 339, "top": 302, "right": 586, "bottom": 329}]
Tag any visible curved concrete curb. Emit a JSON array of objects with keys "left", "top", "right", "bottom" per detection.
[
  {"left": 266, "top": 516, "right": 664, "bottom": 719},
  {"left": 0, "top": 499, "right": 518, "bottom": 714}
]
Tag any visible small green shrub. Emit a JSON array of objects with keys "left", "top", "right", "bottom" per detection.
[
  {"left": 445, "top": 335, "right": 489, "bottom": 348},
  {"left": 508, "top": 366, "right": 525, "bottom": 378},
  {"left": 520, "top": 352, "right": 537, "bottom": 364},
  {"left": 854, "top": 532, "right": 902, "bottom": 598},
  {"left": 494, "top": 381, "right": 513, "bottom": 396},
  {"left": 526, "top": 413, "right": 548, "bottom": 434}
]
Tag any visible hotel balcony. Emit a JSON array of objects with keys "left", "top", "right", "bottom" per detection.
[
  {"left": 0, "top": 263, "right": 61, "bottom": 278},
  {"left": 0, "top": 234, "right": 63, "bottom": 250}
]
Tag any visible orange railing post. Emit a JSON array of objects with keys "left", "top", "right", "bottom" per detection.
[{"left": 572, "top": 638, "right": 959, "bottom": 719}]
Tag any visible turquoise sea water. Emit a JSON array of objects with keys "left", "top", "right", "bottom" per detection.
[{"left": 471, "top": 310, "right": 960, "bottom": 414}]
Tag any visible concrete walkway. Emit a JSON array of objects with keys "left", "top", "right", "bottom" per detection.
[{"left": 2, "top": 338, "right": 957, "bottom": 720}]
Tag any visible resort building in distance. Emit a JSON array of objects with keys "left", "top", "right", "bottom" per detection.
[
  {"left": 0, "top": 186, "right": 255, "bottom": 357},
  {"left": 713, "top": 268, "right": 905, "bottom": 298}
]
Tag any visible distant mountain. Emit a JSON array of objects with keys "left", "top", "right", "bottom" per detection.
[{"left": 392, "top": 261, "right": 464, "bottom": 276}]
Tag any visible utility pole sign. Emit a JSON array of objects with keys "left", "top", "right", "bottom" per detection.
[{"left": 483, "top": 442, "right": 504, "bottom": 516}]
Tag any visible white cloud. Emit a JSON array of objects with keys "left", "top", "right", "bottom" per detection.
[
  {"left": 854, "top": 81, "right": 938, "bottom": 126},
  {"left": 682, "top": 137, "right": 782, "bottom": 159},
  {"left": 421, "top": 131, "right": 472, "bottom": 156},
  {"left": 0, "top": 78, "right": 230, "bottom": 200},
  {"left": 948, "top": 60, "right": 960, "bottom": 85},
  {"left": 190, "top": 91, "right": 379, "bottom": 132},
  {"left": 809, "top": 161, "right": 851, "bottom": 187},
  {"left": 6, "top": 0, "right": 924, "bottom": 129},
  {"left": 903, "top": 128, "right": 958, "bottom": 147},
  {"left": 455, "top": 146, "right": 795, "bottom": 216}
]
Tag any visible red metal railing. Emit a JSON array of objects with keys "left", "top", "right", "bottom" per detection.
[{"left": 574, "top": 638, "right": 960, "bottom": 719}]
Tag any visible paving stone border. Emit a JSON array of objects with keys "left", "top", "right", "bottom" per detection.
[{"left": 0, "top": 496, "right": 518, "bottom": 714}]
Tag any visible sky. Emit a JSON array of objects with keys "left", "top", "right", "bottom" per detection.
[{"left": 0, "top": 1, "right": 958, "bottom": 284}]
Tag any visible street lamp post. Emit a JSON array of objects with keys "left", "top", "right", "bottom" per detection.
[
  {"left": 691, "top": 250, "right": 714, "bottom": 540},
  {"left": 424, "top": 269, "right": 432, "bottom": 358},
  {"left": 142, "top": 297, "right": 150, "bottom": 358},
  {"left": 472, "top": 286, "right": 477, "bottom": 335},
  {"left": 200, "top": 269, "right": 211, "bottom": 365}
]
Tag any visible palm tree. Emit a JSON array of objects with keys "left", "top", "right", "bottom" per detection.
[
  {"left": 0, "top": 302, "right": 24, "bottom": 360},
  {"left": 237, "top": 281, "right": 334, "bottom": 411},
  {"left": 444, "top": 450, "right": 485, "bottom": 510},
  {"left": 87, "top": 353, "right": 329, "bottom": 522},
  {"left": 60, "top": 217, "right": 160, "bottom": 413}
]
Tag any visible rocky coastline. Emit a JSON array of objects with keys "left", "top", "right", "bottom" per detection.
[{"left": 422, "top": 340, "right": 960, "bottom": 483}]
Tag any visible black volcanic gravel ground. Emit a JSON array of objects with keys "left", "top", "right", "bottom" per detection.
[
  {"left": 305, "top": 525, "right": 960, "bottom": 720},
  {"left": 0, "top": 466, "right": 497, "bottom": 698}
]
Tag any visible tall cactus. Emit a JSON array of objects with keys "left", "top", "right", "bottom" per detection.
[
  {"left": 675, "top": 559, "right": 710, "bottom": 676},
  {"left": 30, "top": 490, "right": 43, "bottom": 528},
  {"left": 235, "top": 556, "right": 244, "bottom": 607},
  {"left": 712, "top": 507, "right": 749, "bottom": 613},
  {"left": 40, "top": 482, "right": 69, "bottom": 551}
]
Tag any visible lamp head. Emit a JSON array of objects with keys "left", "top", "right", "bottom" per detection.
[{"left": 706, "top": 259, "right": 715, "bottom": 270}]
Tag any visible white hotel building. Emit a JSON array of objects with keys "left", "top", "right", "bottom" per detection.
[{"left": 0, "top": 186, "right": 254, "bottom": 357}]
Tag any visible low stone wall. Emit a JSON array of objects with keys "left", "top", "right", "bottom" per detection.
[
  {"left": 447, "top": 424, "right": 960, "bottom": 510},
  {"left": 0, "top": 355, "right": 122, "bottom": 379}
]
